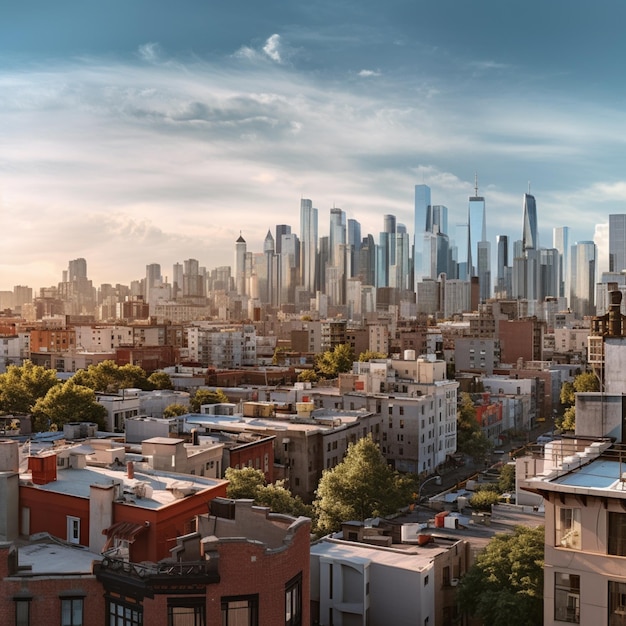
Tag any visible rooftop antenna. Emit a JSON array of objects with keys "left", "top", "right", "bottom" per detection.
[
  {"left": 528, "top": 181, "right": 531, "bottom": 194},
  {"left": 474, "top": 172, "right": 479, "bottom": 198}
]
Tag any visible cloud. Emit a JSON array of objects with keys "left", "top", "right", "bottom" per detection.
[
  {"left": 138, "top": 42, "right": 161, "bottom": 63},
  {"left": 263, "top": 34, "right": 283, "bottom": 63},
  {"left": 358, "top": 69, "right": 381, "bottom": 77}
]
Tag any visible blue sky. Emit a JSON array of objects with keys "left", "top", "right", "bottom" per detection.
[{"left": 2, "top": 1, "right": 626, "bottom": 289}]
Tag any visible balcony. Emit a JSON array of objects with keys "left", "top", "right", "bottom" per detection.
[{"left": 95, "top": 555, "right": 220, "bottom": 596}]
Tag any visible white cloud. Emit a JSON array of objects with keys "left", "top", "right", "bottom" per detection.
[
  {"left": 138, "top": 42, "right": 161, "bottom": 62},
  {"left": 358, "top": 69, "right": 381, "bottom": 77},
  {"left": 263, "top": 34, "right": 283, "bottom": 63}
]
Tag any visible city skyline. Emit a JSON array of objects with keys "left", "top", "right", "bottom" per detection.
[{"left": 2, "top": 1, "right": 626, "bottom": 289}]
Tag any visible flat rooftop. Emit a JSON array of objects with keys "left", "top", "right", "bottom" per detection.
[{"left": 20, "top": 464, "right": 227, "bottom": 510}]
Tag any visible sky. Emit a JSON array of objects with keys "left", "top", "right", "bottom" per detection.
[{"left": 2, "top": 1, "right": 626, "bottom": 291}]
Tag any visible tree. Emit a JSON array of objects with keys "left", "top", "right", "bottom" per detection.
[
  {"left": 72, "top": 360, "right": 150, "bottom": 393},
  {"left": 225, "top": 467, "right": 265, "bottom": 499},
  {"left": 224, "top": 468, "right": 314, "bottom": 519},
  {"left": 313, "top": 436, "right": 413, "bottom": 535},
  {"left": 32, "top": 379, "right": 107, "bottom": 431},
  {"left": 557, "top": 371, "right": 599, "bottom": 431},
  {"left": 457, "top": 525, "right": 544, "bottom": 626},
  {"left": 498, "top": 463, "right": 516, "bottom": 493},
  {"left": 190, "top": 388, "right": 229, "bottom": 412},
  {"left": 256, "top": 482, "right": 313, "bottom": 518},
  {"left": 147, "top": 371, "right": 173, "bottom": 390},
  {"left": 0, "top": 360, "right": 60, "bottom": 414},
  {"left": 469, "top": 489, "right": 501, "bottom": 511},
  {"left": 358, "top": 350, "right": 387, "bottom": 362},
  {"left": 314, "top": 344, "right": 354, "bottom": 379},
  {"left": 297, "top": 369, "right": 318, "bottom": 384},
  {"left": 163, "top": 403, "right": 189, "bottom": 418},
  {"left": 457, "top": 393, "right": 492, "bottom": 463}
]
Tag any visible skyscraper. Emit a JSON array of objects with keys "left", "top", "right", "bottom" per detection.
[
  {"left": 522, "top": 193, "right": 538, "bottom": 252},
  {"left": 496, "top": 235, "right": 509, "bottom": 298},
  {"left": 570, "top": 241, "right": 596, "bottom": 319},
  {"left": 609, "top": 214, "right": 626, "bottom": 273},
  {"left": 553, "top": 226, "right": 570, "bottom": 300},
  {"left": 414, "top": 184, "right": 432, "bottom": 287},
  {"left": 274, "top": 224, "right": 291, "bottom": 255},
  {"left": 299, "top": 199, "right": 318, "bottom": 294},
  {"left": 234, "top": 234, "right": 247, "bottom": 296},
  {"left": 468, "top": 177, "right": 491, "bottom": 301}
]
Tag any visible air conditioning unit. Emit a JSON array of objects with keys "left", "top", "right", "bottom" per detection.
[{"left": 450, "top": 578, "right": 459, "bottom": 587}]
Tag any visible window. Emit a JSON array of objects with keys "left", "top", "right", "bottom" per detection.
[
  {"left": 61, "top": 598, "right": 83, "bottom": 626},
  {"left": 554, "top": 572, "right": 580, "bottom": 623},
  {"left": 221, "top": 595, "right": 258, "bottom": 626},
  {"left": 609, "top": 512, "right": 626, "bottom": 556},
  {"left": 107, "top": 597, "right": 143, "bottom": 626},
  {"left": 285, "top": 573, "right": 302, "bottom": 626},
  {"left": 67, "top": 516, "right": 80, "bottom": 545},
  {"left": 14, "top": 598, "right": 30, "bottom": 626},
  {"left": 556, "top": 508, "right": 581, "bottom": 549},
  {"left": 167, "top": 597, "right": 205, "bottom": 626},
  {"left": 608, "top": 580, "right": 626, "bottom": 624}
]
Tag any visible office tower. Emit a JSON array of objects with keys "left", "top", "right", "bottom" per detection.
[
  {"left": 431, "top": 205, "right": 448, "bottom": 236},
  {"left": 393, "top": 226, "right": 411, "bottom": 290},
  {"left": 172, "top": 262, "right": 183, "bottom": 298},
  {"left": 414, "top": 184, "right": 431, "bottom": 287},
  {"left": 454, "top": 223, "right": 469, "bottom": 280},
  {"left": 540, "top": 248, "right": 560, "bottom": 300},
  {"left": 522, "top": 193, "right": 538, "bottom": 252},
  {"left": 496, "top": 235, "right": 509, "bottom": 298},
  {"left": 68, "top": 258, "right": 87, "bottom": 281},
  {"left": 145, "top": 263, "right": 162, "bottom": 302},
  {"left": 299, "top": 199, "right": 318, "bottom": 294},
  {"left": 329, "top": 207, "right": 346, "bottom": 268},
  {"left": 263, "top": 230, "right": 276, "bottom": 305},
  {"left": 317, "top": 236, "right": 329, "bottom": 293},
  {"left": 13, "top": 285, "right": 32, "bottom": 309},
  {"left": 357, "top": 234, "right": 376, "bottom": 287},
  {"left": 183, "top": 258, "right": 205, "bottom": 299},
  {"left": 377, "top": 215, "right": 396, "bottom": 287},
  {"left": 570, "top": 241, "right": 596, "bottom": 319},
  {"left": 234, "top": 234, "right": 247, "bottom": 296},
  {"left": 279, "top": 232, "right": 299, "bottom": 305},
  {"left": 468, "top": 178, "right": 491, "bottom": 301},
  {"left": 347, "top": 218, "right": 361, "bottom": 278},
  {"left": 275, "top": 224, "right": 291, "bottom": 255},
  {"left": 553, "top": 226, "right": 570, "bottom": 300},
  {"left": 609, "top": 214, "right": 626, "bottom": 273},
  {"left": 383, "top": 214, "right": 397, "bottom": 266}
]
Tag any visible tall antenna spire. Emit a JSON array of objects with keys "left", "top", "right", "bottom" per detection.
[
  {"left": 528, "top": 181, "right": 531, "bottom": 194},
  {"left": 474, "top": 172, "right": 479, "bottom": 198}
]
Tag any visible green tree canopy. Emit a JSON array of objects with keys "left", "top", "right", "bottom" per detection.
[
  {"left": 314, "top": 343, "right": 354, "bottom": 379},
  {"left": 358, "top": 350, "right": 387, "bottom": 362},
  {"left": 457, "top": 525, "right": 544, "bottom": 626},
  {"left": 469, "top": 489, "right": 501, "bottom": 511},
  {"left": 498, "top": 463, "right": 516, "bottom": 493},
  {"left": 163, "top": 403, "right": 189, "bottom": 418},
  {"left": 0, "top": 360, "right": 60, "bottom": 414},
  {"left": 457, "top": 393, "right": 492, "bottom": 462},
  {"left": 557, "top": 371, "right": 599, "bottom": 431},
  {"left": 72, "top": 360, "right": 150, "bottom": 393},
  {"left": 313, "top": 435, "right": 413, "bottom": 535},
  {"left": 297, "top": 369, "right": 318, "bottom": 384},
  {"left": 224, "top": 468, "right": 313, "bottom": 518},
  {"left": 189, "top": 388, "right": 229, "bottom": 413},
  {"left": 32, "top": 379, "right": 107, "bottom": 431},
  {"left": 225, "top": 466, "right": 265, "bottom": 499},
  {"left": 147, "top": 371, "right": 174, "bottom": 390}
]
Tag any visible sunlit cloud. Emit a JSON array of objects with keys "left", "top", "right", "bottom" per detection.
[{"left": 358, "top": 69, "right": 381, "bottom": 77}]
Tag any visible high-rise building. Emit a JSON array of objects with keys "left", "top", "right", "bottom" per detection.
[
  {"left": 553, "top": 226, "right": 570, "bottom": 300},
  {"left": 145, "top": 263, "right": 162, "bottom": 303},
  {"left": 234, "top": 234, "right": 247, "bottom": 296},
  {"left": 609, "top": 214, "right": 626, "bottom": 273},
  {"left": 570, "top": 241, "right": 597, "bottom": 319},
  {"left": 329, "top": 207, "right": 346, "bottom": 267},
  {"left": 279, "top": 232, "right": 299, "bottom": 305},
  {"left": 496, "top": 235, "right": 510, "bottom": 298},
  {"left": 522, "top": 193, "right": 538, "bottom": 252},
  {"left": 263, "top": 230, "right": 276, "bottom": 305},
  {"left": 274, "top": 224, "right": 291, "bottom": 255},
  {"left": 414, "top": 184, "right": 431, "bottom": 288},
  {"left": 468, "top": 178, "right": 491, "bottom": 301},
  {"left": 347, "top": 218, "right": 361, "bottom": 278},
  {"left": 299, "top": 199, "right": 318, "bottom": 294}
]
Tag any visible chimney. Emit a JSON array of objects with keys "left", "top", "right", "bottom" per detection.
[{"left": 127, "top": 461, "right": 134, "bottom": 480}]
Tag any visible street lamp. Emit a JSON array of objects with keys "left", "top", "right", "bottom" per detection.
[{"left": 417, "top": 474, "right": 442, "bottom": 504}]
